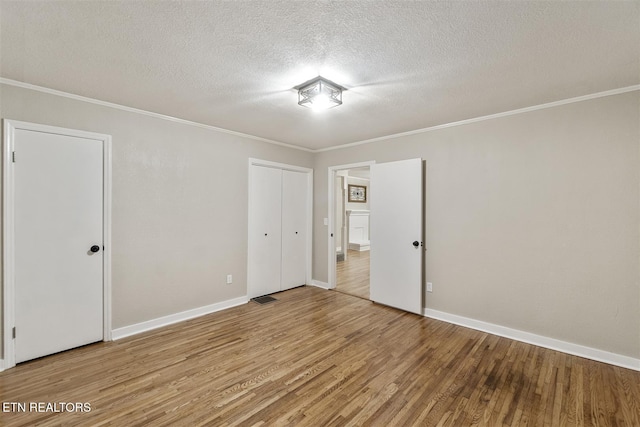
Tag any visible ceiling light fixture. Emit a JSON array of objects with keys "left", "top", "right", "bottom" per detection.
[{"left": 296, "top": 76, "right": 345, "bottom": 110}]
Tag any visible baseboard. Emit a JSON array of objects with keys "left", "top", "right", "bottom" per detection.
[
  {"left": 424, "top": 308, "right": 640, "bottom": 372},
  {"left": 310, "top": 280, "right": 330, "bottom": 290},
  {"left": 348, "top": 242, "right": 370, "bottom": 251},
  {"left": 112, "top": 296, "right": 249, "bottom": 340},
  {"left": 0, "top": 358, "right": 4, "bottom": 372}
]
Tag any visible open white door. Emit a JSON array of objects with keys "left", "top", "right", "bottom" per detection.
[{"left": 370, "top": 158, "right": 423, "bottom": 314}]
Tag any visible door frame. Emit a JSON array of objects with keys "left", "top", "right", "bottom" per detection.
[
  {"left": 327, "top": 161, "right": 375, "bottom": 289},
  {"left": 2, "top": 119, "right": 112, "bottom": 371},
  {"left": 247, "top": 158, "right": 313, "bottom": 298}
]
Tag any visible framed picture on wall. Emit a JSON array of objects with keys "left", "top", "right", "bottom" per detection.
[{"left": 348, "top": 184, "right": 367, "bottom": 203}]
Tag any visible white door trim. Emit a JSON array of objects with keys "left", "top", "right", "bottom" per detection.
[
  {"left": 247, "top": 158, "right": 313, "bottom": 297},
  {"left": 327, "top": 161, "right": 375, "bottom": 289},
  {"left": 2, "top": 119, "right": 112, "bottom": 370}
]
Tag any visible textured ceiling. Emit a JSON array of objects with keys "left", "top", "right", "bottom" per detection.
[{"left": 1, "top": 1, "right": 639, "bottom": 150}]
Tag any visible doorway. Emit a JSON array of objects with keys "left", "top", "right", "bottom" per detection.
[
  {"left": 328, "top": 162, "right": 375, "bottom": 299},
  {"left": 329, "top": 159, "right": 425, "bottom": 315},
  {"left": 3, "top": 120, "right": 112, "bottom": 370}
]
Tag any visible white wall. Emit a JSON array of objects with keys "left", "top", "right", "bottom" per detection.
[
  {"left": 313, "top": 91, "right": 640, "bottom": 359},
  {"left": 0, "top": 83, "right": 313, "bottom": 358}
]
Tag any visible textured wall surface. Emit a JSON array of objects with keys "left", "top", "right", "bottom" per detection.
[
  {"left": 313, "top": 91, "right": 640, "bottom": 358},
  {"left": 0, "top": 83, "right": 313, "bottom": 348},
  {"left": 1, "top": 83, "right": 638, "bottom": 363}
]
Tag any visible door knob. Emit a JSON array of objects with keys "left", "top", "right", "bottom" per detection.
[
  {"left": 412, "top": 241, "right": 419, "bottom": 247},
  {"left": 90, "top": 245, "right": 100, "bottom": 253}
]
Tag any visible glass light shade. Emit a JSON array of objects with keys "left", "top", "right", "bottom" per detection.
[{"left": 297, "top": 77, "right": 343, "bottom": 110}]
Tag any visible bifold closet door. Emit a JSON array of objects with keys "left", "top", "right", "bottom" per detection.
[
  {"left": 281, "top": 170, "right": 308, "bottom": 290},
  {"left": 248, "top": 166, "right": 282, "bottom": 298}
]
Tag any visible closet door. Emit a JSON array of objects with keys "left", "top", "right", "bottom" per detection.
[
  {"left": 281, "top": 170, "right": 308, "bottom": 290},
  {"left": 248, "top": 166, "right": 282, "bottom": 298}
]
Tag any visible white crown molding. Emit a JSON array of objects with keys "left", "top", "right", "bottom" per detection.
[
  {"left": 2, "top": 78, "right": 638, "bottom": 153},
  {"left": 112, "top": 296, "right": 249, "bottom": 340},
  {"left": 0, "top": 78, "right": 314, "bottom": 153},
  {"left": 315, "top": 85, "right": 640, "bottom": 152},
  {"left": 424, "top": 308, "right": 640, "bottom": 372}
]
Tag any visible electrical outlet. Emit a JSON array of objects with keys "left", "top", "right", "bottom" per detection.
[
  {"left": 226, "top": 274, "right": 233, "bottom": 284},
  {"left": 427, "top": 282, "right": 433, "bottom": 292}
]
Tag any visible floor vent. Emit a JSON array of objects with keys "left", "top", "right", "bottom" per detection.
[{"left": 251, "top": 295, "right": 278, "bottom": 305}]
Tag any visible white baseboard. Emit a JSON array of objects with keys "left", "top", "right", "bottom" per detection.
[
  {"left": 310, "top": 280, "right": 330, "bottom": 290},
  {"left": 424, "top": 308, "right": 640, "bottom": 372},
  {"left": 112, "top": 296, "right": 249, "bottom": 340},
  {"left": 0, "top": 358, "right": 4, "bottom": 372},
  {"left": 348, "top": 244, "right": 370, "bottom": 251}
]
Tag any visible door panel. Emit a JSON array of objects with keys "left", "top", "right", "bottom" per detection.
[
  {"left": 15, "top": 129, "right": 103, "bottom": 363},
  {"left": 370, "top": 158, "right": 423, "bottom": 314},
  {"left": 248, "top": 166, "right": 282, "bottom": 298},
  {"left": 281, "top": 170, "right": 307, "bottom": 290}
]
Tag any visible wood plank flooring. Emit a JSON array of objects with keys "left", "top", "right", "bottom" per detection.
[
  {"left": 1, "top": 286, "right": 639, "bottom": 426},
  {"left": 336, "top": 249, "right": 370, "bottom": 300}
]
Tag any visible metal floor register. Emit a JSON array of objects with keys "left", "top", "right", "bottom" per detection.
[{"left": 251, "top": 295, "right": 278, "bottom": 305}]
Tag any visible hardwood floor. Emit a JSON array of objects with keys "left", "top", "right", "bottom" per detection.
[
  {"left": 336, "top": 249, "right": 370, "bottom": 300},
  {"left": 1, "top": 286, "right": 639, "bottom": 426}
]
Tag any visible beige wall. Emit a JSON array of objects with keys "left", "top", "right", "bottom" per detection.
[
  {"left": 2, "top": 83, "right": 638, "bottom": 363},
  {"left": 0, "top": 83, "right": 313, "bottom": 355},
  {"left": 313, "top": 91, "right": 640, "bottom": 358}
]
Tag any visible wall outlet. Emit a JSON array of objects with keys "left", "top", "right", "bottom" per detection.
[
  {"left": 226, "top": 274, "right": 233, "bottom": 284},
  {"left": 427, "top": 282, "right": 433, "bottom": 292}
]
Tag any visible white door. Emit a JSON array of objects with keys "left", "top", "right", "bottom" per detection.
[
  {"left": 248, "top": 166, "right": 282, "bottom": 298},
  {"left": 370, "top": 158, "right": 423, "bottom": 314},
  {"left": 14, "top": 129, "right": 104, "bottom": 363},
  {"left": 281, "top": 170, "right": 307, "bottom": 290}
]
